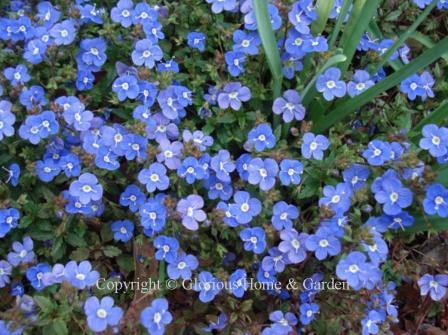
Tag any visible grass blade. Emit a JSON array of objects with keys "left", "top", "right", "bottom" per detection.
[
  {"left": 312, "top": 37, "right": 448, "bottom": 133},
  {"left": 410, "top": 32, "right": 448, "bottom": 63},
  {"left": 367, "top": 22, "right": 403, "bottom": 71},
  {"left": 312, "top": 0, "right": 335, "bottom": 35},
  {"left": 328, "top": 0, "right": 353, "bottom": 48},
  {"left": 371, "top": 0, "right": 438, "bottom": 74},
  {"left": 338, "top": 0, "right": 381, "bottom": 74},
  {"left": 253, "top": 0, "right": 283, "bottom": 98}
]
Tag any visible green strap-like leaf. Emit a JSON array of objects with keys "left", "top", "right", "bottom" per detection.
[
  {"left": 312, "top": 0, "right": 335, "bottom": 35},
  {"left": 312, "top": 37, "right": 448, "bottom": 133},
  {"left": 409, "top": 101, "right": 448, "bottom": 141},
  {"left": 328, "top": 0, "right": 353, "bottom": 48},
  {"left": 338, "top": 0, "right": 381, "bottom": 74},
  {"left": 410, "top": 32, "right": 448, "bottom": 63},
  {"left": 253, "top": 0, "right": 283, "bottom": 99}
]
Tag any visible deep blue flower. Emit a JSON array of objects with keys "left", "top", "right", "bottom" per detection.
[
  {"left": 193, "top": 271, "right": 222, "bottom": 303},
  {"left": 176, "top": 195, "right": 206, "bottom": 230},
  {"left": 182, "top": 129, "right": 213, "bottom": 151},
  {"left": 246, "top": 123, "right": 276, "bottom": 152},
  {"left": 26, "top": 263, "right": 51, "bottom": 291},
  {"left": 373, "top": 177, "right": 413, "bottom": 215},
  {"left": 319, "top": 183, "right": 353, "bottom": 213},
  {"left": 59, "top": 153, "right": 81, "bottom": 178},
  {"left": 139, "top": 198, "right": 167, "bottom": 236},
  {"left": 316, "top": 67, "right": 346, "bottom": 101},
  {"left": 262, "top": 247, "right": 289, "bottom": 273},
  {"left": 119, "top": 184, "right": 145, "bottom": 212},
  {"left": 301, "top": 132, "right": 329, "bottom": 160},
  {"left": 154, "top": 235, "right": 179, "bottom": 263},
  {"left": 206, "top": 0, "right": 238, "bottom": 13},
  {"left": 225, "top": 51, "right": 246, "bottom": 77},
  {"left": 111, "top": 0, "right": 134, "bottom": 27},
  {"left": 0, "top": 208, "right": 20, "bottom": 238},
  {"left": 138, "top": 163, "right": 169, "bottom": 192},
  {"left": 271, "top": 201, "right": 298, "bottom": 230},
  {"left": 247, "top": 158, "right": 278, "bottom": 191},
  {"left": 4, "top": 163, "right": 20, "bottom": 186},
  {"left": 132, "top": 39, "right": 163, "bottom": 68},
  {"left": 35, "top": 158, "right": 61, "bottom": 182},
  {"left": 24, "top": 39, "right": 47, "bottom": 64},
  {"left": 303, "top": 36, "right": 328, "bottom": 53},
  {"left": 167, "top": 252, "right": 198, "bottom": 280},
  {"left": 279, "top": 159, "right": 303, "bottom": 186},
  {"left": 418, "top": 273, "right": 448, "bottom": 301},
  {"left": 69, "top": 173, "right": 103, "bottom": 205},
  {"left": 299, "top": 303, "right": 319, "bottom": 325},
  {"left": 187, "top": 31, "right": 206, "bottom": 52},
  {"left": 419, "top": 124, "right": 448, "bottom": 158},
  {"left": 217, "top": 82, "right": 251, "bottom": 111},
  {"left": 111, "top": 220, "right": 134, "bottom": 242},
  {"left": 84, "top": 296, "right": 123, "bottom": 333},
  {"left": 362, "top": 140, "right": 392, "bottom": 166},
  {"left": 269, "top": 310, "right": 297, "bottom": 333},
  {"left": 156, "top": 139, "right": 183, "bottom": 170},
  {"left": 272, "top": 90, "right": 305, "bottom": 122},
  {"left": 400, "top": 74, "right": 425, "bottom": 100},
  {"left": 140, "top": 298, "right": 173, "bottom": 335},
  {"left": 240, "top": 227, "right": 266, "bottom": 254},
  {"left": 362, "top": 233, "right": 388, "bottom": 265},
  {"left": 49, "top": 19, "right": 76, "bottom": 45},
  {"left": 19, "top": 85, "right": 47, "bottom": 110},
  {"left": 336, "top": 251, "right": 371, "bottom": 290},
  {"left": 18, "top": 110, "right": 59, "bottom": 144},
  {"left": 229, "top": 191, "right": 261, "bottom": 224},
  {"left": 228, "top": 269, "right": 248, "bottom": 298},
  {"left": 361, "top": 310, "right": 384, "bottom": 335},
  {"left": 0, "top": 261, "right": 12, "bottom": 288},
  {"left": 233, "top": 29, "right": 260, "bottom": 55},
  {"left": 65, "top": 260, "right": 100, "bottom": 289},
  {"left": 278, "top": 228, "right": 308, "bottom": 263},
  {"left": 133, "top": 2, "right": 157, "bottom": 26},
  {"left": 3, "top": 64, "right": 30, "bottom": 86},
  {"left": 112, "top": 75, "right": 139, "bottom": 101},
  {"left": 342, "top": 164, "right": 370, "bottom": 190},
  {"left": 178, "top": 157, "right": 205, "bottom": 184},
  {"left": 348, "top": 70, "right": 374, "bottom": 97},
  {"left": 423, "top": 183, "right": 448, "bottom": 217},
  {"left": 203, "top": 176, "right": 233, "bottom": 201},
  {"left": 210, "top": 149, "right": 235, "bottom": 182},
  {"left": 0, "top": 100, "right": 16, "bottom": 140},
  {"left": 306, "top": 227, "right": 341, "bottom": 260}
]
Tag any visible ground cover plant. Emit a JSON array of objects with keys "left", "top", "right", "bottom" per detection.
[{"left": 0, "top": 0, "right": 448, "bottom": 334}]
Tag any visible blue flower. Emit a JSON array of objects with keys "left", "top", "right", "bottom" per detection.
[
  {"left": 143, "top": 20, "right": 165, "bottom": 43},
  {"left": 225, "top": 51, "right": 246, "bottom": 76},
  {"left": 0, "top": 261, "right": 12, "bottom": 288},
  {"left": 278, "top": 229, "right": 308, "bottom": 264},
  {"left": 59, "top": 153, "right": 81, "bottom": 178},
  {"left": 203, "top": 313, "right": 228, "bottom": 333},
  {"left": 342, "top": 164, "right": 370, "bottom": 190},
  {"left": 271, "top": 201, "right": 298, "bottom": 230},
  {"left": 233, "top": 30, "right": 260, "bottom": 55},
  {"left": 228, "top": 269, "right": 248, "bottom": 298},
  {"left": 217, "top": 201, "right": 239, "bottom": 227},
  {"left": 132, "top": 2, "right": 157, "bottom": 26},
  {"left": 335, "top": 251, "right": 370, "bottom": 290},
  {"left": 111, "top": 220, "right": 134, "bottom": 242},
  {"left": 3, "top": 64, "right": 30, "bottom": 86},
  {"left": 279, "top": 159, "right": 303, "bottom": 186},
  {"left": 319, "top": 183, "right": 353, "bottom": 213},
  {"left": 206, "top": 0, "right": 238, "bottom": 13},
  {"left": 138, "top": 163, "right": 170, "bottom": 192},
  {"left": 347, "top": 70, "right": 374, "bottom": 97},
  {"left": 36, "top": 1, "right": 61, "bottom": 27},
  {"left": 120, "top": 133, "right": 148, "bottom": 160},
  {"left": 303, "top": 36, "right": 328, "bottom": 53},
  {"left": 413, "top": 0, "right": 433, "bottom": 9},
  {"left": 210, "top": 149, "right": 235, "bottom": 182},
  {"left": 63, "top": 106, "right": 93, "bottom": 132},
  {"left": 18, "top": 110, "right": 59, "bottom": 144},
  {"left": 154, "top": 235, "right": 179, "bottom": 263},
  {"left": 272, "top": 90, "right": 305, "bottom": 123},
  {"left": 247, "top": 123, "right": 276, "bottom": 152},
  {"left": 282, "top": 52, "right": 303, "bottom": 79},
  {"left": 269, "top": 310, "right": 297, "bottom": 333},
  {"left": 120, "top": 185, "right": 145, "bottom": 212},
  {"left": 288, "top": 2, "right": 313, "bottom": 34},
  {"left": 299, "top": 303, "right": 319, "bottom": 325},
  {"left": 132, "top": 39, "right": 163, "bottom": 68},
  {"left": 229, "top": 191, "right": 261, "bottom": 224},
  {"left": 69, "top": 173, "right": 103, "bottom": 205},
  {"left": 19, "top": 85, "right": 47, "bottom": 110},
  {"left": 187, "top": 31, "right": 206, "bottom": 52},
  {"left": 140, "top": 298, "right": 173, "bottom": 335},
  {"left": 306, "top": 228, "right": 341, "bottom": 260},
  {"left": 84, "top": 296, "right": 123, "bottom": 333},
  {"left": 139, "top": 198, "right": 167, "bottom": 236},
  {"left": 23, "top": 39, "right": 47, "bottom": 64},
  {"left": 377, "top": 39, "right": 399, "bottom": 60},
  {"left": 167, "top": 252, "right": 198, "bottom": 280},
  {"left": 156, "top": 139, "right": 183, "bottom": 169},
  {"left": 35, "top": 158, "right": 60, "bottom": 182},
  {"left": 203, "top": 176, "right": 233, "bottom": 201},
  {"left": 418, "top": 273, "right": 448, "bottom": 301},
  {"left": 379, "top": 211, "right": 415, "bottom": 230},
  {"left": 79, "top": 38, "right": 107, "bottom": 69},
  {"left": 26, "top": 263, "right": 51, "bottom": 291},
  {"left": 400, "top": 74, "right": 425, "bottom": 100},
  {"left": 301, "top": 132, "right": 329, "bottom": 160},
  {"left": 95, "top": 147, "right": 120, "bottom": 171},
  {"left": 217, "top": 82, "right": 251, "bottom": 111},
  {"left": 373, "top": 177, "right": 413, "bottom": 215},
  {"left": 111, "top": 0, "right": 134, "bottom": 27},
  {"left": 49, "top": 19, "right": 76, "bottom": 45},
  {"left": 176, "top": 195, "right": 206, "bottom": 230},
  {"left": 262, "top": 247, "right": 289, "bottom": 273},
  {"left": 316, "top": 67, "right": 347, "bottom": 101},
  {"left": 112, "top": 75, "right": 139, "bottom": 101},
  {"left": 247, "top": 158, "right": 278, "bottom": 191},
  {"left": 178, "top": 157, "right": 205, "bottom": 184},
  {"left": 362, "top": 233, "right": 388, "bottom": 265},
  {"left": 65, "top": 260, "right": 100, "bottom": 289},
  {"left": 419, "top": 124, "right": 448, "bottom": 158},
  {"left": 285, "top": 29, "right": 308, "bottom": 57},
  {"left": 182, "top": 129, "right": 214, "bottom": 151},
  {"left": 193, "top": 271, "right": 222, "bottom": 303},
  {"left": 423, "top": 183, "right": 448, "bottom": 217},
  {"left": 240, "top": 227, "right": 266, "bottom": 254},
  {"left": 362, "top": 140, "right": 392, "bottom": 166},
  {"left": 4, "top": 163, "right": 20, "bottom": 186},
  {"left": 0, "top": 100, "right": 16, "bottom": 140},
  {"left": 0, "top": 208, "right": 20, "bottom": 238}
]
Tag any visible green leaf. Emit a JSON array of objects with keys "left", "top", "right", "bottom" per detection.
[
  {"left": 34, "top": 296, "right": 54, "bottom": 313},
  {"left": 338, "top": 0, "right": 381, "bottom": 74},
  {"left": 253, "top": 0, "right": 282, "bottom": 98},
  {"left": 312, "top": 37, "right": 448, "bottom": 132},
  {"left": 103, "top": 245, "right": 122, "bottom": 257},
  {"left": 312, "top": 0, "right": 335, "bottom": 35},
  {"left": 409, "top": 101, "right": 448, "bottom": 141},
  {"left": 410, "top": 32, "right": 448, "bottom": 63},
  {"left": 328, "top": 0, "right": 353, "bottom": 48},
  {"left": 371, "top": 0, "right": 438, "bottom": 74},
  {"left": 51, "top": 320, "right": 68, "bottom": 335}
]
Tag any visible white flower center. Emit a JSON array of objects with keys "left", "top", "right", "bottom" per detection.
[{"left": 96, "top": 308, "right": 107, "bottom": 318}]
